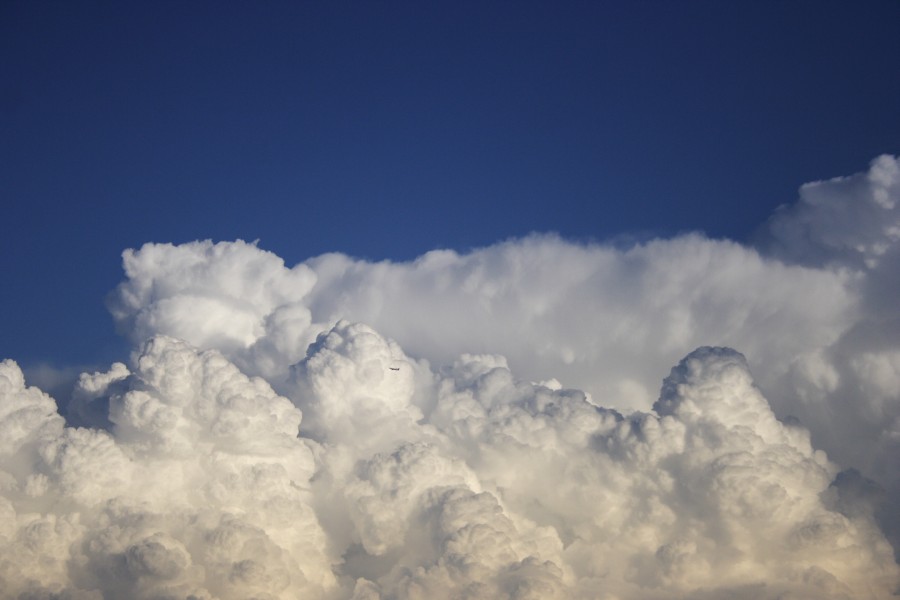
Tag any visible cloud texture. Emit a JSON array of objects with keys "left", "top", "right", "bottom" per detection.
[{"left": 2, "top": 156, "right": 900, "bottom": 598}]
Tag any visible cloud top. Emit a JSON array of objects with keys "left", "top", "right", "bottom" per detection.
[{"left": 760, "top": 155, "right": 900, "bottom": 269}]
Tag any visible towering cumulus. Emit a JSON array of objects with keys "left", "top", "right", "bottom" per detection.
[{"left": 2, "top": 156, "right": 900, "bottom": 598}]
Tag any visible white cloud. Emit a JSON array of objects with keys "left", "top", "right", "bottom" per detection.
[
  {"left": 109, "top": 239, "right": 318, "bottom": 374},
  {"left": 1, "top": 341, "right": 335, "bottom": 599},
  {"left": 759, "top": 154, "right": 900, "bottom": 269},
  {"left": 109, "top": 233, "right": 855, "bottom": 417},
  {"left": 3, "top": 156, "right": 900, "bottom": 597},
  {"left": 759, "top": 156, "right": 900, "bottom": 552},
  {"left": 4, "top": 328, "right": 899, "bottom": 597}
]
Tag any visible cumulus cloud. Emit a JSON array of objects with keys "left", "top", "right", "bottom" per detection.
[
  {"left": 3, "top": 155, "right": 900, "bottom": 598},
  {"left": 301, "top": 234, "right": 857, "bottom": 412},
  {"left": 110, "top": 229, "right": 854, "bottom": 415},
  {"left": 0, "top": 342, "right": 334, "bottom": 599},
  {"left": 753, "top": 155, "right": 900, "bottom": 532},
  {"left": 109, "top": 239, "right": 319, "bottom": 378},
  {"left": 3, "top": 330, "right": 898, "bottom": 598},
  {"left": 758, "top": 154, "right": 900, "bottom": 270}
]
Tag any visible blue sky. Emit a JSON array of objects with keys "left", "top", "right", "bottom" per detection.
[
  {"left": 2, "top": 0, "right": 898, "bottom": 367},
  {"left": 3, "top": 4, "right": 900, "bottom": 596}
]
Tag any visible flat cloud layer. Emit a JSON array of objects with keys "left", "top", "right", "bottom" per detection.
[{"left": 2, "top": 156, "right": 899, "bottom": 598}]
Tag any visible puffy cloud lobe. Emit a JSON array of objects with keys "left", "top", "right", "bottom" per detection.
[
  {"left": 760, "top": 154, "right": 900, "bottom": 270},
  {"left": 0, "top": 359, "right": 65, "bottom": 456},
  {"left": 0, "top": 340, "right": 335, "bottom": 599},
  {"left": 337, "top": 441, "right": 566, "bottom": 599},
  {"left": 109, "top": 240, "right": 319, "bottom": 378},
  {"left": 290, "top": 321, "right": 422, "bottom": 452},
  {"left": 648, "top": 350, "right": 896, "bottom": 597}
]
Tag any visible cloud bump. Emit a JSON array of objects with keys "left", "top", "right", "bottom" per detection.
[{"left": 2, "top": 156, "right": 900, "bottom": 598}]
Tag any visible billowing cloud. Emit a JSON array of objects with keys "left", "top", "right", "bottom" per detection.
[
  {"left": 3, "top": 156, "right": 900, "bottom": 598},
  {"left": 110, "top": 228, "right": 854, "bottom": 416},
  {"left": 1, "top": 341, "right": 334, "bottom": 599},
  {"left": 3, "top": 330, "right": 898, "bottom": 598},
  {"left": 758, "top": 154, "right": 900, "bottom": 270},
  {"left": 109, "top": 239, "right": 319, "bottom": 377},
  {"left": 757, "top": 155, "right": 900, "bottom": 553}
]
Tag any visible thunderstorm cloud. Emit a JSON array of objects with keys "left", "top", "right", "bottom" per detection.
[{"left": 2, "top": 156, "right": 900, "bottom": 598}]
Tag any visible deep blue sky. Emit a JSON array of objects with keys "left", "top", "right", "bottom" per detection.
[{"left": 2, "top": 1, "right": 899, "bottom": 367}]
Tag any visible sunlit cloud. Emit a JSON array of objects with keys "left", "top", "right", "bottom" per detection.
[{"left": 2, "top": 156, "right": 899, "bottom": 598}]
